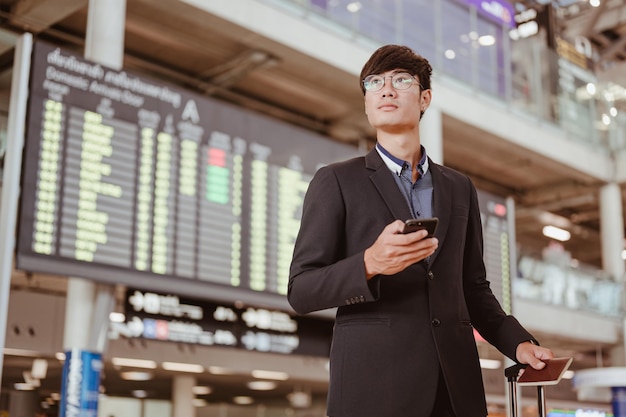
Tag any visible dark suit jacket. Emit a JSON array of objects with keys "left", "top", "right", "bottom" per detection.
[{"left": 288, "top": 149, "right": 535, "bottom": 417}]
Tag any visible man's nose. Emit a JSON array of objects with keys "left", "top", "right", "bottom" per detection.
[{"left": 381, "top": 78, "right": 396, "bottom": 97}]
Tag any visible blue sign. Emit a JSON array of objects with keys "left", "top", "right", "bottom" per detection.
[
  {"left": 59, "top": 349, "right": 103, "bottom": 417},
  {"left": 611, "top": 387, "right": 626, "bottom": 417},
  {"left": 613, "top": 387, "right": 626, "bottom": 417},
  {"left": 461, "top": 0, "right": 516, "bottom": 27}
]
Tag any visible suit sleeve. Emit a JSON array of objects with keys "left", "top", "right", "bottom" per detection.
[
  {"left": 461, "top": 179, "right": 536, "bottom": 361},
  {"left": 288, "top": 166, "right": 380, "bottom": 315}
]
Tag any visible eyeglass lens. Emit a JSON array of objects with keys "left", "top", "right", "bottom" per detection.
[{"left": 363, "top": 73, "right": 417, "bottom": 92}]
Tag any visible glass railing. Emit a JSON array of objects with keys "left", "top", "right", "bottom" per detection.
[
  {"left": 516, "top": 254, "right": 623, "bottom": 317},
  {"left": 256, "top": 0, "right": 626, "bottom": 317},
  {"left": 258, "top": 0, "right": 626, "bottom": 154}
]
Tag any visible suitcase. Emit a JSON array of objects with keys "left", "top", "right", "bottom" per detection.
[{"left": 505, "top": 363, "right": 547, "bottom": 417}]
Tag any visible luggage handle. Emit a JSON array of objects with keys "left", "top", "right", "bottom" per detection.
[{"left": 505, "top": 363, "right": 547, "bottom": 417}]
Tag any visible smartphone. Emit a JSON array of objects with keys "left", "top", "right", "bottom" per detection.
[{"left": 402, "top": 217, "right": 439, "bottom": 237}]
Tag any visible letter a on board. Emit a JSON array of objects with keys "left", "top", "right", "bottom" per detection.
[{"left": 181, "top": 99, "right": 200, "bottom": 123}]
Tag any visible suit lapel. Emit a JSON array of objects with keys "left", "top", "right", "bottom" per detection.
[
  {"left": 429, "top": 160, "right": 452, "bottom": 266},
  {"left": 365, "top": 149, "right": 413, "bottom": 221}
]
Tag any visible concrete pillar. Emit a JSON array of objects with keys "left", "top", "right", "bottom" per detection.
[
  {"left": 63, "top": 278, "right": 96, "bottom": 350},
  {"left": 60, "top": 1, "right": 126, "bottom": 416},
  {"left": 599, "top": 183, "right": 626, "bottom": 366},
  {"left": 85, "top": 0, "right": 127, "bottom": 70},
  {"left": 420, "top": 105, "right": 443, "bottom": 165},
  {"left": 0, "top": 32, "right": 32, "bottom": 391},
  {"left": 63, "top": 0, "right": 126, "bottom": 353},
  {"left": 172, "top": 374, "right": 196, "bottom": 417},
  {"left": 599, "top": 183, "right": 625, "bottom": 281}
]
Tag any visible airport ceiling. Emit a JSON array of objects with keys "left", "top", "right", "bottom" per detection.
[
  {"left": 1, "top": 0, "right": 624, "bottom": 266},
  {"left": 0, "top": 0, "right": 624, "bottom": 409},
  {"left": 0, "top": 0, "right": 624, "bottom": 268},
  {"left": 519, "top": 0, "right": 626, "bottom": 86}
]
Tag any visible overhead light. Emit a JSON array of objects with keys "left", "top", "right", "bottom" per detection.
[
  {"left": 586, "top": 83, "right": 596, "bottom": 95},
  {"left": 112, "top": 357, "right": 157, "bottom": 369},
  {"left": 132, "top": 390, "right": 148, "bottom": 398},
  {"left": 192, "top": 399, "right": 208, "bottom": 407},
  {"left": 162, "top": 362, "right": 204, "bottom": 373},
  {"left": 479, "top": 358, "right": 502, "bottom": 369},
  {"left": 55, "top": 352, "right": 66, "bottom": 361},
  {"left": 208, "top": 366, "right": 236, "bottom": 375},
  {"left": 251, "top": 370, "right": 289, "bottom": 380},
  {"left": 32, "top": 359, "right": 48, "bottom": 379},
  {"left": 247, "top": 381, "right": 277, "bottom": 391},
  {"left": 23, "top": 371, "right": 41, "bottom": 387},
  {"left": 233, "top": 396, "right": 254, "bottom": 405},
  {"left": 109, "top": 312, "right": 126, "bottom": 323},
  {"left": 3, "top": 348, "right": 42, "bottom": 357},
  {"left": 478, "top": 35, "right": 496, "bottom": 46},
  {"left": 542, "top": 225, "right": 571, "bottom": 242},
  {"left": 192, "top": 386, "right": 212, "bottom": 395},
  {"left": 445, "top": 49, "right": 456, "bottom": 60},
  {"left": 346, "top": 2, "right": 362, "bottom": 13},
  {"left": 288, "top": 391, "right": 312, "bottom": 408},
  {"left": 120, "top": 371, "right": 153, "bottom": 381}
]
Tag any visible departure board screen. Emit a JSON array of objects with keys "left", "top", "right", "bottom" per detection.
[
  {"left": 16, "top": 41, "right": 358, "bottom": 308},
  {"left": 477, "top": 190, "right": 514, "bottom": 314}
]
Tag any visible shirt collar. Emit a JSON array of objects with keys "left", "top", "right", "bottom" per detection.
[{"left": 375, "top": 142, "right": 429, "bottom": 177}]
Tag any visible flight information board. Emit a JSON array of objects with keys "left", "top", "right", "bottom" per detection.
[
  {"left": 16, "top": 41, "right": 358, "bottom": 308},
  {"left": 477, "top": 190, "right": 514, "bottom": 314}
]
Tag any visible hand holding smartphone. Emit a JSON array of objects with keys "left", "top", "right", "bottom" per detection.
[{"left": 402, "top": 217, "right": 439, "bottom": 237}]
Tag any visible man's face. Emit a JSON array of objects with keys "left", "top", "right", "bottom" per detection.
[{"left": 363, "top": 69, "right": 431, "bottom": 133}]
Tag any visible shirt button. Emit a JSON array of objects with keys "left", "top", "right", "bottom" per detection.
[
  {"left": 432, "top": 318, "right": 441, "bottom": 327},
  {"left": 427, "top": 271, "right": 434, "bottom": 280}
]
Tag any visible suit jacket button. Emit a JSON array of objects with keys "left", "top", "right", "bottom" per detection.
[
  {"left": 432, "top": 318, "right": 441, "bottom": 327},
  {"left": 428, "top": 271, "right": 434, "bottom": 280}
]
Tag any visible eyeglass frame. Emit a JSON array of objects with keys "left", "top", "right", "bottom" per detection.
[{"left": 362, "top": 72, "right": 425, "bottom": 92}]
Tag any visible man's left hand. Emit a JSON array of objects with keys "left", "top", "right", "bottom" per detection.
[{"left": 516, "top": 341, "right": 554, "bottom": 370}]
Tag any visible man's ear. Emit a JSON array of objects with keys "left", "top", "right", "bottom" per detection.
[{"left": 420, "top": 89, "right": 432, "bottom": 110}]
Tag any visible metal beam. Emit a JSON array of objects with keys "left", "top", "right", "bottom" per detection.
[
  {"left": 8, "top": 0, "right": 88, "bottom": 32},
  {"left": 580, "top": 0, "right": 608, "bottom": 38},
  {"left": 598, "top": 32, "right": 626, "bottom": 64}
]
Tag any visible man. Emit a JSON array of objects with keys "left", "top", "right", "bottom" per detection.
[{"left": 288, "top": 45, "right": 553, "bottom": 417}]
